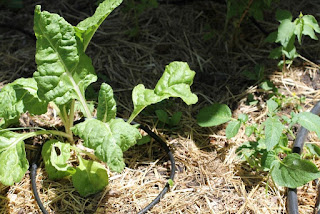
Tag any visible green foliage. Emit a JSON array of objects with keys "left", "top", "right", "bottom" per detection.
[
  {"left": 72, "top": 156, "right": 108, "bottom": 197},
  {"left": 227, "top": 0, "right": 277, "bottom": 21},
  {"left": 155, "top": 109, "right": 182, "bottom": 128},
  {"left": 266, "top": 10, "right": 320, "bottom": 67},
  {"left": 197, "top": 103, "right": 232, "bottom": 127},
  {"left": 198, "top": 93, "right": 320, "bottom": 188},
  {"left": 0, "top": 0, "right": 197, "bottom": 197},
  {"left": 122, "top": 0, "right": 158, "bottom": 37}
]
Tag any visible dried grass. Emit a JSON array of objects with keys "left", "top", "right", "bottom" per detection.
[{"left": 1, "top": 0, "right": 320, "bottom": 213}]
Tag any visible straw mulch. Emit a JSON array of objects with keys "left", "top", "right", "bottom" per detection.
[{"left": 1, "top": 0, "right": 320, "bottom": 213}]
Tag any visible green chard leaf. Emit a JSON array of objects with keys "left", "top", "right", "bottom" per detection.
[
  {"left": 0, "top": 131, "right": 29, "bottom": 186},
  {"left": 97, "top": 83, "right": 116, "bottom": 123},
  {"left": 75, "top": 0, "right": 123, "bottom": 51},
  {"left": 0, "top": 78, "right": 48, "bottom": 127},
  {"left": 297, "top": 112, "right": 320, "bottom": 138},
  {"left": 33, "top": 6, "right": 96, "bottom": 116},
  {"left": 271, "top": 153, "right": 320, "bottom": 188},
  {"left": 72, "top": 156, "right": 108, "bottom": 197},
  {"left": 130, "top": 62, "right": 198, "bottom": 121},
  {"left": 197, "top": 103, "right": 232, "bottom": 127},
  {"left": 71, "top": 118, "right": 141, "bottom": 172},
  {"left": 265, "top": 116, "right": 284, "bottom": 151},
  {"left": 42, "top": 140, "right": 75, "bottom": 180}
]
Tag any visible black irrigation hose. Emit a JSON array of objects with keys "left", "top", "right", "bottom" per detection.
[
  {"left": 30, "top": 119, "right": 176, "bottom": 214},
  {"left": 287, "top": 101, "right": 320, "bottom": 214}
]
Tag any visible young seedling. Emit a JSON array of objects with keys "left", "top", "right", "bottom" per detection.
[
  {"left": 266, "top": 9, "right": 320, "bottom": 68},
  {"left": 0, "top": 0, "right": 198, "bottom": 197},
  {"left": 197, "top": 95, "right": 320, "bottom": 189}
]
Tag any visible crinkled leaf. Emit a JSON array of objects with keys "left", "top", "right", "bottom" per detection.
[
  {"left": 97, "top": 83, "right": 116, "bottom": 123},
  {"left": 276, "top": 19, "right": 295, "bottom": 47},
  {"left": 0, "top": 131, "right": 28, "bottom": 186},
  {"left": 131, "top": 62, "right": 198, "bottom": 120},
  {"left": 226, "top": 120, "right": 241, "bottom": 139},
  {"left": 33, "top": 6, "right": 97, "bottom": 114},
  {"left": 271, "top": 153, "right": 320, "bottom": 188},
  {"left": 42, "top": 140, "right": 74, "bottom": 180},
  {"left": 0, "top": 78, "right": 48, "bottom": 127},
  {"left": 297, "top": 112, "right": 320, "bottom": 138},
  {"left": 109, "top": 118, "right": 141, "bottom": 152},
  {"left": 197, "top": 103, "right": 232, "bottom": 127},
  {"left": 72, "top": 156, "right": 108, "bottom": 197},
  {"left": 265, "top": 116, "right": 284, "bottom": 151},
  {"left": 75, "top": 0, "right": 123, "bottom": 50},
  {"left": 72, "top": 118, "right": 141, "bottom": 172}
]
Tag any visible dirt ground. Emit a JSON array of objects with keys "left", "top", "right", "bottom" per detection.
[{"left": 1, "top": 0, "right": 320, "bottom": 213}]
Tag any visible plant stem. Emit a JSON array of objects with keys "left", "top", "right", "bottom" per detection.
[{"left": 298, "top": 54, "right": 320, "bottom": 69}]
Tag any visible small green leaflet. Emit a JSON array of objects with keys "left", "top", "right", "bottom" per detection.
[
  {"left": 33, "top": 5, "right": 97, "bottom": 116},
  {"left": 264, "top": 116, "right": 284, "bottom": 151},
  {"left": 42, "top": 140, "right": 75, "bottom": 180},
  {"left": 72, "top": 118, "right": 141, "bottom": 172},
  {"left": 75, "top": 0, "right": 123, "bottom": 51},
  {"left": 0, "top": 78, "right": 47, "bottom": 127},
  {"left": 97, "top": 83, "right": 116, "bottom": 123},
  {"left": 0, "top": 131, "right": 29, "bottom": 186},
  {"left": 130, "top": 61, "right": 198, "bottom": 122},
  {"left": 226, "top": 120, "right": 241, "bottom": 139},
  {"left": 297, "top": 112, "right": 320, "bottom": 138},
  {"left": 271, "top": 153, "right": 320, "bottom": 188},
  {"left": 197, "top": 103, "right": 232, "bottom": 127},
  {"left": 266, "top": 99, "right": 278, "bottom": 114},
  {"left": 72, "top": 156, "right": 108, "bottom": 197},
  {"left": 306, "top": 143, "right": 320, "bottom": 158}
]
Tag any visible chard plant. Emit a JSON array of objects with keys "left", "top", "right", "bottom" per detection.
[
  {"left": 197, "top": 96, "right": 320, "bottom": 188},
  {"left": 266, "top": 9, "right": 320, "bottom": 68},
  {"left": 0, "top": 0, "right": 198, "bottom": 196}
]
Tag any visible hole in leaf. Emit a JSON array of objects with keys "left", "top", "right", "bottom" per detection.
[{"left": 54, "top": 146, "right": 61, "bottom": 156}]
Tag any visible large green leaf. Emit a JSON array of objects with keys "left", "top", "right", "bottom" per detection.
[
  {"left": 265, "top": 116, "right": 284, "bottom": 151},
  {"left": 196, "top": 103, "right": 232, "bottom": 127},
  {"left": 0, "top": 78, "right": 48, "bottom": 127},
  {"left": 0, "top": 131, "right": 29, "bottom": 186},
  {"left": 72, "top": 156, "right": 108, "bottom": 197},
  {"left": 71, "top": 118, "right": 141, "bottom": 172},
  {"left": 297, "top": 112, "right": 320, "bottom": 138},
  {"left": 75, "top": 0, "right": 123, "bottom": 50},
  {"left": 130, "top": 62, "right": 198, "bottom": 121},
  {"left": 33, "top": 6, "right": 97, "bottom": 116},
  {"left": 271, "top": 153, "right": 320, "bottom": 188},
  {"left": 97, "top": 83, "right": 116, "bottom": 123},
  {"left": 42, "top": 140, "right": 75, "bottom": 180}
]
